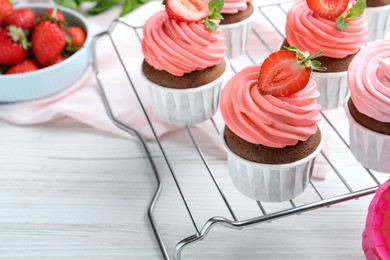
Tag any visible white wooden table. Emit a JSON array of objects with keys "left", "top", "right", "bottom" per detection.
[{"left": 1, "top": 1, "right": 388, "bottom": 259}]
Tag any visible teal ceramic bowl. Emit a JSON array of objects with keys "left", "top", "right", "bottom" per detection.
[{"left": 0, "top": 3, "right": 92, "bottom": 103}]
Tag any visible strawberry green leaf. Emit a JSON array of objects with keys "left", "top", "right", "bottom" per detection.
[
  {"left": 7, "top": 25, "right": 30, "bottom": 50},
  {"left": 284, "top": 46, "right": 327, "bottom": 72},
  {"left": 310, "top": 60, "right": 327, "bottom": 71}
]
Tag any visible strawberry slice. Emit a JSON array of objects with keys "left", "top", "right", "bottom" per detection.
[
  {"left": 165, "top": 0, "right": 209, "bottom": 22},
  {"left": 258, "top": 47, "right": 326, "bottom": 97},
  {"left": 306, "top": 0, "right": 349, "bottom": 20}
]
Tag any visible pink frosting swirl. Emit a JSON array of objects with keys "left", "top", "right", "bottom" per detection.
[
  {"left": 222, "top": 0, "right": 252, "bottom": 14},
  {"left": 286, "top": 0, "right": 368, "bottom": 58},
  {"left": 220, "top": 64, "right": 321, "bottom": 148},
  {"left": 348, "top": 40, "right": 390, "bottom": 122},
  {"left": 142, "top": 11, "right": 226, "bottom": 76}
]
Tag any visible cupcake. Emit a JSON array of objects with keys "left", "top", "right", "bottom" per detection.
[
  {"left": 219, "top": 0, "right": 255, "bottom": 58},
  {"left": 284, "top": 0, "right": 368, "bottom": 110},
  {"left": 141, "top": 0, "right": 228, "bottom": 126},
  {"left": 362, "top": 179, "right": 390, "bottom": 259},
  {"left": 220, "top": 47, "right": 324, "bottom": 202},
  {"left": 344, "top": 39, "right": 390, "bottom": 173},
  {"left": 366, "top": 0, "right": 390, "bottom": 42}
]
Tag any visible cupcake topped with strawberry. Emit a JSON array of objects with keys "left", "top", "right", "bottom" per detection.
[
  {"left": 141, "top": 0, "right": 228, "bottom": 125},
  {"left": 220, "top": 47, "right": 325, "bottom": 202},
  {"left": 284, "top": 0, "right": 368, "bottom": 110},
  {"left": 142, "top": 0, "right": 226, "bottom": 86},
  {"left": 221, "top": 47, "right": 325, "bottom": 162},
  {"left": 285, "top": 0, "right": 367, "bottom": 66}
]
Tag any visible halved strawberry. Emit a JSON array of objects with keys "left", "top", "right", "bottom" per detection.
[
  {"left": 165, "top": 0, "right": 209, "bottom": 22},
  {"left": 258, "top": 47, "right": 326, "bottom": 97},
  {"left": 306, "top": 0, "right": 349, "bottom": 20}
]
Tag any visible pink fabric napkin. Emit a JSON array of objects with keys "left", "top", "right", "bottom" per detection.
[{"left": 0, "top": 1, "right": 327, "bottom": 180}]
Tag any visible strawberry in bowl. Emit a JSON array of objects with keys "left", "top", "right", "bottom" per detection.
[{"left": 0, "top": 3, "right": 91, "bottom": 103}]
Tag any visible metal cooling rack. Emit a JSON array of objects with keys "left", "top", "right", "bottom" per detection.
[{"left": 91, "top": 1, "right": 383, "bottom": 259}]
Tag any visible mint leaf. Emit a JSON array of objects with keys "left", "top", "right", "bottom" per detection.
[
  {"left": 120, "top": 0, "right": 145, "bottom": 16},
  {"left": 336, "top": 16, "right": 348, "bottom": 30},
  {"left": 54, "top": 0, "right": 79, "bottom": 10},
  {"left": 205, "top": 17, "right": 218, "bottom": 31},
  {"left": 336, "top": 0, "right": 366, "bottom": 30},
  {"left": 87, "top": 0, "right": 120, "bottom": 15},
  {"left": 204, "top": 0, "right": 224, "bottom": 31},
  {"left": 345, "top": 0, "right": 366, "bottom": 19},
  {"left": 208, "top": 0, "right": 224, "bottom": 20}
]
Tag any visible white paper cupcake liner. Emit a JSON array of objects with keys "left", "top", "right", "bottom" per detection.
[
  {"left": 141, "top": 58, "right": 230, "bottom": 126},
  {"left": 221, "top": 130, "right": 324, "bottom": 202},
  {"left": 344, "top": 102, "right": 390, "bottom": 173},
  {"left": 311, "top": 70, "right": 348, "bottom": 110},
  {"left": 366, "top": 5, "right": 390, "bottom": 42},
  {"left": 220, "top": 11, "right": 255, "bottom": 59}
]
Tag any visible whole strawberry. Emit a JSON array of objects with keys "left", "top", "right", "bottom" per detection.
[
  {"left": 0, "top": 26, "right": 29, "bottom": 66},
  {"left": 40, "top": 8, "right": 65, "bottom": 22},
  {"left": 0, "top": 0, "right": 13, "bottom": 26},
  {"left": 6, "top": 58, "right": 39, "bottom": 74},
  {"left": 66, "top": 26, "right": 86, "bottom": 48},
  {"left": 32, "top": 8, "right": 66, "bottom": 67},
  {"left": 46, "top": 55, "right": 64, "bottom": 66},
  {"left": 3, "top": 8, "right": 36, "bottom": 32}
]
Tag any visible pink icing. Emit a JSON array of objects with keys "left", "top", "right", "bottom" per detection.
[
  {"left": 220, "top": 64, "right": 321, "bottom": 148},
  {"left": 142, "top": 11, "right": 226, "bottom": 76},
  {"left": 348, "top": 40, "right": 390, "bottom": 123},
  {"left": 222, "top": 0, "right": 252, "bottom": 14},
  {"left": 285, "top": 0, "right": 368, "bottom": 59}
]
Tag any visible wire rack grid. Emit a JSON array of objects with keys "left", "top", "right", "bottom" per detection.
[{"left": 91, "top": 1, "right": 385, "bottom": 259}]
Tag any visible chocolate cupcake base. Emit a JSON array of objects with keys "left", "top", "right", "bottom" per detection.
[
  {"left": 142, "top": 59, "right": 226, "bottom": 89},
  {"left": 344, "top": 99, "right": 390, "bottom": 173},
  {"left": 224, "top": 126, "right": 322, "bottom": 164}
]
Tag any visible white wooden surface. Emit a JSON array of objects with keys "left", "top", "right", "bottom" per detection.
[{"left": 1, "top": 1, "right": 389, "bottom": 259}]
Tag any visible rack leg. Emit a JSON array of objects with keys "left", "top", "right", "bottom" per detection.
[{"left": 173, "top": 216, "right": 237, "bottom": 259}]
